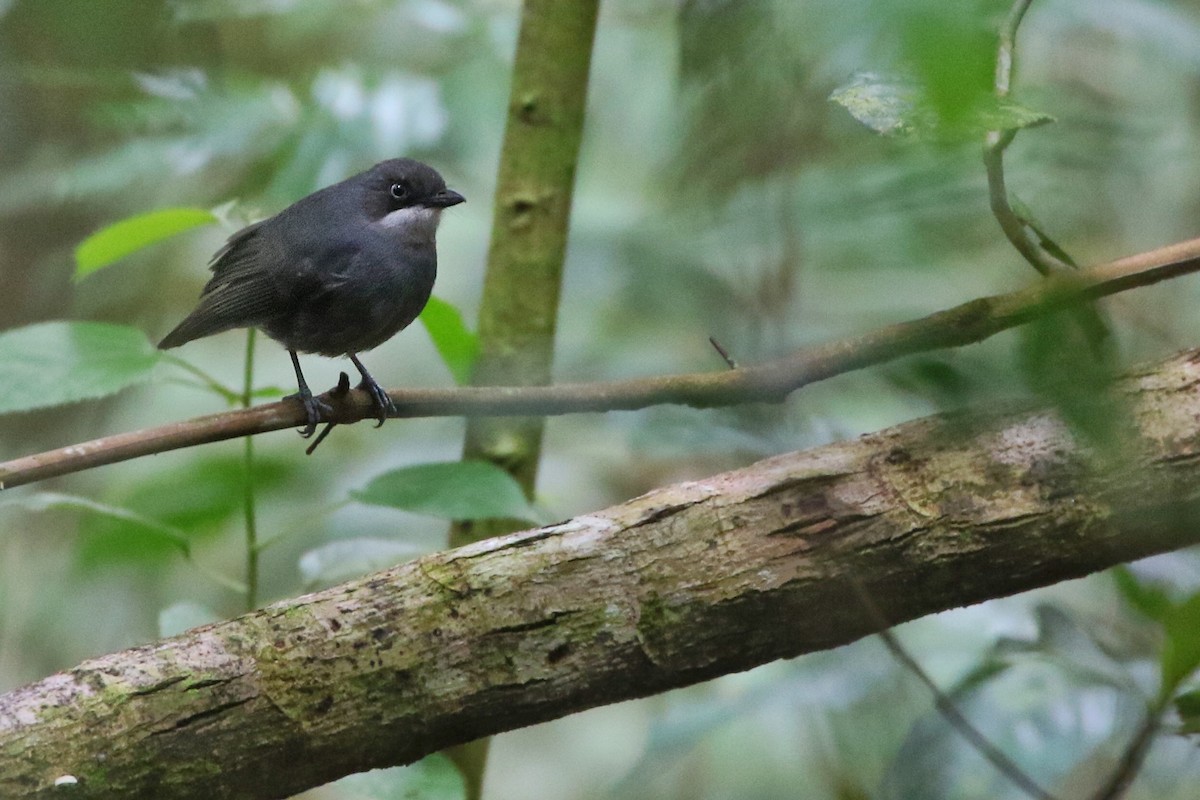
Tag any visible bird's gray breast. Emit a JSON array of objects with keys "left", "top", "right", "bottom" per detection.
[{"left": 263, "top": 234, "right": 437, "bottom": 357}]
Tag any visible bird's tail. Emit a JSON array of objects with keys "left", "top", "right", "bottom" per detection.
[{"left": 157, "top": 307, "right": 240, "bottom": 350}]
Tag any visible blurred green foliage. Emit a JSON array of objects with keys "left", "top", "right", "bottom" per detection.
[
  {"left": 1, "top": 0, "right": 1200, "bottom": 798},
  {"left": 351, "top": 460, "right": 540, "bottom": 522},
  {"left": 419, "top": 295, "right": 480, "bottom": 385},
  {"left": 74, "top": 452, "right": 295, "bottom": 568},
  {"left": 829, "top": 72, "right": 1054, "bottom": 141},
  {"left": 0, "top": 321, "right": 160, "bottom": 414}
]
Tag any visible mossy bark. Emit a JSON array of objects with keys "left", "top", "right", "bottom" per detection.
[{"left": 5, "top": 349, "right": 1200, "bottom": 799}]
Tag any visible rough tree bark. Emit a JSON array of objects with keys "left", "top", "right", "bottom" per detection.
[{"left": 3, "top": 347, "right": 1200, "bottom": 799}]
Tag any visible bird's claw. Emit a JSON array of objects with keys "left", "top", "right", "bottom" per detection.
[
  {"left": 288, "top": 368, "right": 390, "bottom": 442},
  {"left": 358, "top": 378, "right": 396, "bottom": 428},
  {"left": 287, "top": 390, "right": 334, "bottom": 439},
  {"left": 303, "top": 374, "right": 351, "bottom": 455}
]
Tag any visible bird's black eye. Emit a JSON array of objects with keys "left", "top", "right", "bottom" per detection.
[{"left": 389, "top": 181, "right": 410, "bottom": 202}]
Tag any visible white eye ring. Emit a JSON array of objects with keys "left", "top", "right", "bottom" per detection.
[{"left": 389, "top": 182, "right": 409, "bottom": 201}]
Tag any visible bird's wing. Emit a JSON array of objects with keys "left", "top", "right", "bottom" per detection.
[{"left": 157, "top": 221, "right": 282, "bottom": 349}]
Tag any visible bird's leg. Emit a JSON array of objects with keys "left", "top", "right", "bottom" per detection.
[
  {"left": 287, "top": 350, "right": 332, "bottom": 438},
  {"left": 305, "top": 372, "right": 351, "bottom": 456},
  {"left": 349, "top": 354, "right": 396, "bottom": 428}
]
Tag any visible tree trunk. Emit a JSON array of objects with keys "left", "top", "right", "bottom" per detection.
[
  {"left": 3, "top": 348, "right": 1200, "bottom": 800},
  {"left": 443, "top": 1, "right": 598, "bottom": 790}
]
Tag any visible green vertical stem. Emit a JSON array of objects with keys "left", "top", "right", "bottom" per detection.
[
  {"left": 445, "top": 1, "right": 600, "bottom": 797},
  {"left": 242, "top": 328, "right": 259, "bottom": 612},
  {"left": 452, "top": 0, "right": 599, "bottom": 546}
]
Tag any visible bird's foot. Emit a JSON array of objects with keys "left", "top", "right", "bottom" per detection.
[
  {"left": 303, "top": 374, "right": 352, "bottom": 456},
  {"left": 358, "top": 376, "right": 396, "bottom": 428},
  {"left": 286, "top": 389, "right": 334, "bottom": 439}
]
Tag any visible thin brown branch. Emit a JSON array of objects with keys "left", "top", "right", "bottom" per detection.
[
  {"left": 3, "top": 236, "right": 1200, "bottom": 490},
  {"left": 708, "top": 336, "right": 738, "bottom": 369}
]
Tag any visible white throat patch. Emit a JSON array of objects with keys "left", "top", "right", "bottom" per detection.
[{"left": 375, "top": 205, "right": 442, "bottom": 239}]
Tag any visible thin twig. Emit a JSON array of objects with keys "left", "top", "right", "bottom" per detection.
[
  {"left": 2, "top": 236, "right": 1200, "bottom": 490},
  {"left": 850, "top": 579, "right": 1058, "bottom": 800},
  {"left": 996, "top": 0, "right": 1035, "bottom": 98},
  {"left": 159, "top": 353, "right": 240, "bottom": 403},
  {"left": 1089, "top": 703, "right": 1164, "bottom": 800},
  {"left": 708, "top": 336, "right": 738, "bottom": 369},
  {"left": 985, "top": 0, "right": 1072, "bottom": 276}
]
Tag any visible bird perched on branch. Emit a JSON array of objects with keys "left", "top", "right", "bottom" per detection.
[{"left": 158, "top": 158, "right": 465, "bottom": 438}]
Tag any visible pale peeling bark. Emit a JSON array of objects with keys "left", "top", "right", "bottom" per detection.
[{"left": 5, "top": 350, "right": 1200, "bottom": 799}]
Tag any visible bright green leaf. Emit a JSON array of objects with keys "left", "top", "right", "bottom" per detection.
[
  {"left": 352, "top": 460, "right": 539, "bottom": 522},
  {"left": 75, "top": 207, "right": 218, "bottom": 279},
  {"left": 898, "top": 3, "right": 994, "bottom": 129},
  {"left": 419, "top": 296, "right": 479, "bottom": 385},
  {"left": 0, "top": 322, "right": 161, "bottom": 415},
  {"left": 4, "top": 492, "right": 243, "bottom": 591}
]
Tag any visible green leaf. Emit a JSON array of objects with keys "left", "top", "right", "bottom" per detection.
[
  {"left": 1161, "top": 590, "right": 1200, "bottom": 693},
  {"left": 419, "top": 296, "right": 479, "bottom": 385},
  {"left": 898, "top": 3, "right": 993, "bottom": 130},
  {"left": 75, "top": 207, "right": 218, "bottom": 279},
  {"left": 830, "top": 73, "right": 934, "bottom": 138},
  {"left": 978, "top": 103, "right": 1055, "bottom": 133},
  {"left": 1112, "top": 566, "right": 1173, "bottom": 622},
  {"left": 0, "top": 322, "right": 161, "bottom": 415},
  {"left": 5, "top": 491, "right": 244, "bottom": 592},
  {"left": 1017, "top": 310, "right": 1117, "bottom": 448},
  {"left": 352, "top": 460, "right": 539, "bottom": 522},
  {"left": 883, "top": 358, "right": 972, "bottom": 409},
  {"left": 829, "top": 72, "right": 1053, "bottom": 141},
  {"left": 1, "top": 491, "right": 189, "bottom": 552},
  {"left": 1177, "top": 689, "right": 1200, "bottom": 735},
  {"left": 75, "top": 453, "right": 294, "bottom": 568}
]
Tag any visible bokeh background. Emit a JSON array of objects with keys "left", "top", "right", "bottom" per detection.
[{"left": 3, "top": 0, "right": 1200, "bottom": 798}]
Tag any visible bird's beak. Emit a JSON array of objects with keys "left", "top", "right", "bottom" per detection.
[{"left": 427, "top": 189, "right": 466, "bottom": 208}]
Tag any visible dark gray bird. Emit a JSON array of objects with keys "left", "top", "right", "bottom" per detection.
[{"left": 158, "top": 158, "right": 465, "bottom": 437}]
